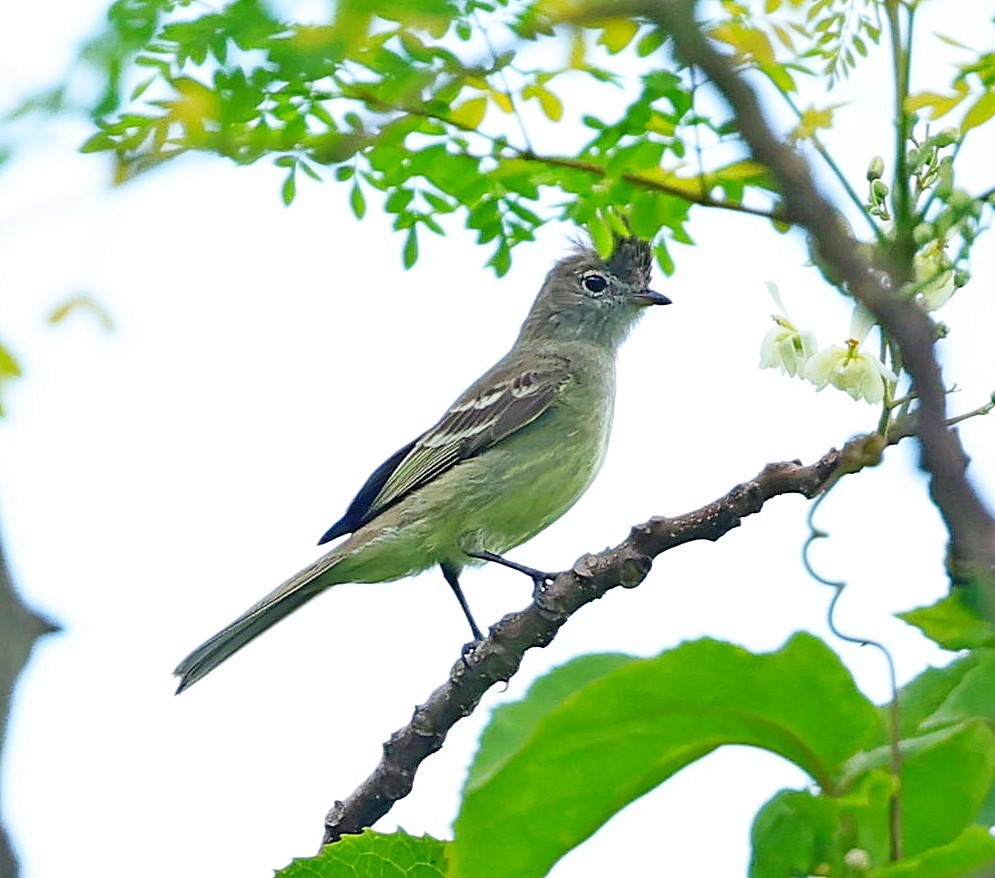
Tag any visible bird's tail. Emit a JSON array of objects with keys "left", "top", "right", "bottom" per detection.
[{"left": 173, "top": 549, "right": 344, "bottom": 693}]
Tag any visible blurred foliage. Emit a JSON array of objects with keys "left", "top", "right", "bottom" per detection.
[
  {"left": 8, "top": 0, "right": 989, "bottom": 289},
  {"left": 10, "top": 0, "right": 895, "bottom": 276},
  {"left": 0, "top": 341, "right": 22, "bottom": 418}
]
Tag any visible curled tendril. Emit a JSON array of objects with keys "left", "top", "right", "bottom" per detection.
[{"left": 804, "top": 481, "right": 904, "bottom": 861}]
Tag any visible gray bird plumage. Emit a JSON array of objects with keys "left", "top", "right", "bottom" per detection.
[{"left": 174, "top": 236, "right": 670, "bottom": 692}]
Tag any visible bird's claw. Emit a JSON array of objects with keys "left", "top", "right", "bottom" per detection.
[
  {"left": 460, "top": 637, "right": 481, "bottom": 670},
  {"left": 530, "top": 571, "right": 555, "bottom": 601}
]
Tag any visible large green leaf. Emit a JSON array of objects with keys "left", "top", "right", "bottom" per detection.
[
  {"left": 843, "top": 722, "right": 995, "bottom": 856},
  {"left": 750, "top": 771, "right": 895, "bottom": 878},
  {"left": 921, "top": 650, "right": 995, "bottom": 729},
  {"left": 881, "top": 654, "right": 982, "bottom": 741},
  {"left": 898, "top": 593, "right": 995, "bottom": 651},
  {"left": 869, "top": 827, "right": 995, "bottom": 878},
  {"left": 278, "top": 829, "right": 447, "bottom": 877},
  {"left": 450, "top": 634, "right": 881, "bottom": 878},
  {"left": 466, "top": 652, "right": 636, "bottom": 794}
]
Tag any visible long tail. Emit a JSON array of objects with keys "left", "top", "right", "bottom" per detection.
[{"left": 173, "top": 549, "right": 344, "bottom": 693}]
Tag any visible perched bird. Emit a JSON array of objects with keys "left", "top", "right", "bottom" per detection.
[{"left": 174, "top": 235, "right": 670, "bottom": 692}]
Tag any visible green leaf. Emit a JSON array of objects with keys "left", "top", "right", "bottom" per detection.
[
  {"left": 521, "top": 83, "right": 563, "bottom": 121},
  {"left": 486, "top": 240, "right": 511, "bottom": 277},
  {"left": 450, "top": 635, "right": 880, "bottom": 878},
  {"left": 904, "top": 86, "right": 969, "bottom": 120},
  {"left": 79, "top": 131, "right": 116, "bottom": 154},
  {"left": 597, "top": 18, "right": 640, "bottom": 54},
  {"left": 130, "top": 76, "right": 156, "bottom": 102},
  {"left": 654, "top": 239, "right": 675, "bottom": 276},
  {"left": 898, "top": 592, "right": 995, "bottom": 650},
  {"left": 281, "top": 166, "right": 296, "bottom": 205},
  {"left": 385, "top": 188, "right": 414, "bottom": 214},
  {"left": 402, "top": 226, "right": 418, "bottom": 268},
  {"left": 277, "top": 829, "right": 447, "bottom": 876},
  {"left": 870, "top": 827, "right": 995, "bottom": 878},
  {"left": 920, "top": 649, "right": 995, "bottom": 729},
  {"left": 750, "top": 771, "right": 895, "bottom": 878},
  {"left": 467, "top": 653, "right": 635, "bottom": 795},
  {"left": 885, "top": 654, "right": 982, "bottom": 739},
  {"left": 751, "top": 788, "right": 847, "bottom": 878},
  {"left": 48, "top": 295, "right": 115, "bottom": 332},
  {"left": 635, "top": 27, "right": 665, "bottom": 57},
  {"left": 0, "top": 341, "right": 22, "bottom": 379},
  {"left": 791, "top": 105, "right": 835, "bottom": 141},
  {"left": 961, "top": 90, "right": 995, "bottom": 134},
  {"left": 901, "top": 722, "right": 995, "bottom": 854},
  {"left": 350, "top": 183, "right": 366, "bottom": 219},
  {"left": 587, "top": 214, "right": 614, "bottom": 258},
  {"left": 298, "top": 160, "right": 322, "bottom": 182},
  {"left": 449, "top": 96, "right": 487, "bottom": 129},
  {"left": 843, "top": 722, "right": 995, "bottom": 856},
  {"left": 605, "top": 140, "right": 665, "bottom": 175}
]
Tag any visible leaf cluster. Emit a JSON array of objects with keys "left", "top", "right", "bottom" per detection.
[
  {"left": 281, "top": 624, "right": 995, "bottom": 877},
  {"left": 68, "top": 0, "right": 808, "bottom": 274}
]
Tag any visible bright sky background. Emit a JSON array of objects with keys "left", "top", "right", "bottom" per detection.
[{"left": 1, "top": 3, "right": 993, "bottom": 877}]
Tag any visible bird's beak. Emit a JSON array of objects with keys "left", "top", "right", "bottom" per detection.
[{"left": 631, "top": 288, "right": 672, "bottom": 307}]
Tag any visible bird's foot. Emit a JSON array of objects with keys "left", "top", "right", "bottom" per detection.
[
  {"left": 467, "top": 550, "right": 556, "bottom": 600},
  {"left": 460, "top": 636, "right": 482, "bottom": 670}
]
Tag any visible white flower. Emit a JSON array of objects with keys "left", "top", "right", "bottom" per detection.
[
  {"left": 904, "top": 243, "right": 956, "bottom": 311},
  {"left": 804, "top": 339, "right": 897, "bottom": 404},
  {"left": 760, "top": 316, "right": 818, "bottom": 376},
  {"left": 759, "top": 282, "right": 817, "bottom": 377},
  {"left": 849, "top": 302, "right": 876, "bottom": 345},
  {"left": 912, "top": 250, "right": 956, "bottom": 310}
]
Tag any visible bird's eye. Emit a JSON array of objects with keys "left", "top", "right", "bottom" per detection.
[{"left": 582, "top": 273, "right": 608, "bottom": 295}]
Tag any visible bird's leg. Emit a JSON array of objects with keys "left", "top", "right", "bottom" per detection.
[
  {"left": 466, "top": 549, "right": 555, "bottom": 601},
  {"left": 440, "top": 562, "right": 485, "bottom": 646}
]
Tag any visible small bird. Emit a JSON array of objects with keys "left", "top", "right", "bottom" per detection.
[{"left": 174, "top": 235, "right": 670, "bottom": 692}]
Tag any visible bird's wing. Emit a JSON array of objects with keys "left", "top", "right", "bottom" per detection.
[{"left": 318, "top": 353, "right": 572, "bottom": 543}]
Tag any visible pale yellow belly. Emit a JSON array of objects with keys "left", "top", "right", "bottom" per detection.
[{"left": 329, "top": 395, "right": 612, "bottom": 584}]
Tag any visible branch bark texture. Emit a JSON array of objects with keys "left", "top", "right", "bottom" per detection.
[
  {"left": 0, "top": 515, "right": 59, "bottom": 878},
  {"left": 323, "top": 439, "right": 859, "bottom": 845}
]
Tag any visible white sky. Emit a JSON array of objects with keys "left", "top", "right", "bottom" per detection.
[{"left": 1, "top": 3, "right": 993, "bottom": 877}]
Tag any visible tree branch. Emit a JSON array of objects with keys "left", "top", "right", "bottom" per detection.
[
  {"left": 608, "top": 0, "right": 995, "bottom": 598},
  {"left": 517, "top": 150, "right": 786, "bottom": 222},
  {"left": 319, "top": 88, "right": 785, "bottom": 222},
  {"left": 0, "top": 511, "right": 60, "bottom": 878},
  {"left": 323, "top": 434, "right": 883, "bottom": 845}
]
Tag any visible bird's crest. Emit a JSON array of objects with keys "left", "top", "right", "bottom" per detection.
[{"left": 607, "top": 236, "right": 652, "bottom": 288}]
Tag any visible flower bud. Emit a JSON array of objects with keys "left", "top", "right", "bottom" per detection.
[
  {"left": 933, "top": 127, "right": 959, "bottom": 147},
  {"left": 866, "top": 155, "right": 885, "bottom": 181},
  {"left": 844, "top": 848, "right": 872, "bottom": 871}
]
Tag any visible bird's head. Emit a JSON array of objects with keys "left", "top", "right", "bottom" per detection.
[{"left": 519, "top": 235, "right": 671, "bottom": 349}]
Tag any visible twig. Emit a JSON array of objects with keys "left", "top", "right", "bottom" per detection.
[
  {"left": 329, "top": 88, "right": 786, "bottom": 222},
  {"left": 518, "top": 151, "right": 785, "bottom": 222}
]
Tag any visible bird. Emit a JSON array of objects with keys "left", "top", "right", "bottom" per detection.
[{"left": 174, "top": 235, "right": 670, "bottom": 692}]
